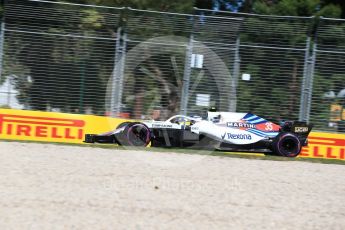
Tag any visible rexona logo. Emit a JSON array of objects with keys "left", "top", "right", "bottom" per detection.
[
  {"left": 221, "top": 132, "right": 252, "bottom": 140},
  {"left": 0, "top": 114, "right": 85, "bottom": 140},
  {"left": 227, "top": 122, "right": 255, "bottom": 129}
]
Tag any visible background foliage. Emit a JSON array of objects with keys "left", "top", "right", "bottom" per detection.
[{"left": 1, "top": 0, "right": 345, "bottom": 131}]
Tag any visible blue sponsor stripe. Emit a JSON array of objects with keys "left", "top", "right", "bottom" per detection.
[
  {"left": 252, "top": 120, "right": 269, "bottom": 125},
  {"left": 247, "top": 129, "right": 266, "bottom": 137},
  {"left": 263, "top": 132, "right": 279, "bottom": 137},
  {"left": 250, "top": 128, "right": 279, "bottom": 136},
  {"left": 245, "top": 116, "right": 268, "bottom": 124},
  {"left": 248, "top": 129, "right": 279, "bottom": 137},
  {"left": 248, "top": 118, "right": 266, "bottom": 124},
  {"left": 243, "top": 113, "right": 271, "bottom": 125},
  {"left": 243, "top": 113, "right": 255, "bottom": 120},
  {"left": 267, "top": 133, "right": 279, "bottom": 137},
  {"left": 245, "top": 116, "right": 259, "bottom": 122}
]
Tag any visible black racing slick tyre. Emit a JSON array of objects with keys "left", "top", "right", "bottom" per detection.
[
  {"left": 114, "top": 122, "right": 132, "bottom": 146},
  {"left": 272, "top": 132, "right": 302, "bottom": 157},
  {"left": 123, "top": 122, "right": 151, "bottom": 147},
  {"left": 116, "top": 122, "right": 131, "bottom": 129}
]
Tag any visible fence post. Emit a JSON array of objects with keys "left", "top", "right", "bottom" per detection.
[
  {"left": 305, "top": 43, "right": 317, "bottom": 122},
  {"left": 0, "top": 21, "right": 5, "bottom": 84},
  {"left": 299, "top": 36, "right": 312, "bottom": 122},
  {"left": 230, "top": 37, "right": 240, "bottom": 112},
  {"left": 110, "top": 27, "right": 126, "bottom": 117},
  {"left": 78, "top": 51, "right": 88, "bottom": 114},
  {"left": 180, "top": 18, "right": 194, "bottom": 116},
  {"left": 117, "top": 31, "right": 127, "bottom": 115}
]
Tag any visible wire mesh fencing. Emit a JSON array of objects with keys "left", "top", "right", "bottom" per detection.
[
  {"left": 311, "top": 17, "right": 345, "bottom": 131},
  {"left": 1, "top": 0, "right": 345, "bottom": 133},
  {"left": 118, "top": 9, "right": 243, "bottom": 120},
  {"left": 2, "top": 0, "right": 122, "bottom": 113},
  {"left": 198, "top": 9, "right": 314, "bottom": 123}
]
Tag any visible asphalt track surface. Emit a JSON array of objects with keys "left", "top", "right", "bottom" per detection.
[{"left": 0, "top": 141, "right": 345, "bottom": 229}]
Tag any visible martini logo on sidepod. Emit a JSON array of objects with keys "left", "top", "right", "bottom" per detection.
[{"left": 227, "top": 122, "right": 255, "bottom": 129}]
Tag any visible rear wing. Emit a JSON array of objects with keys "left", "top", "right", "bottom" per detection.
[{"left": 280, "top": 121, "right": 313, "bottom": 136}]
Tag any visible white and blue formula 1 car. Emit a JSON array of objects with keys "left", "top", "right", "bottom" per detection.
[{"left": 84, "top": 111, "right": 313, "bottom": 157}]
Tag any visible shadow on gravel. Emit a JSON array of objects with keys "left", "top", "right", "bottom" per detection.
[{"left": 1, "top": 139, "right": 345, "bottom": 165}]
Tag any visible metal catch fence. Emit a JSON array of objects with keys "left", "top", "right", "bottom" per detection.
[
  {"left": 199, "top": 9, "right": 313, "bottom": 123},
  {"left": 311, "top": 17, "right": 345, "bottom": 131},
  {"left": 1, "top": 0, "right": 345, "bottom": 133}
]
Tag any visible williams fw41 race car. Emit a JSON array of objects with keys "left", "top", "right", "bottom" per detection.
[{"left": 84, "top": 112, "right": 313, "bottom": 157}]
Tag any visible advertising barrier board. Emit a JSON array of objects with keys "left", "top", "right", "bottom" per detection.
[
  {"left": 300, "top": 132, "right": 345, "bottom": 160},
  {"left": 0, "top": 109, "right": 344, "bottom": 160},
  {"left": 0, "top": 109, "right": 128, "bottom": 144}
]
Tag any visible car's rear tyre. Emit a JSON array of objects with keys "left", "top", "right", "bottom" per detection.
[
  {"left": 123, "top": 122, "right": 151, "bottom": 147},
  {"left": 272, "top": 132, "right": 301, "bottom": 157}
]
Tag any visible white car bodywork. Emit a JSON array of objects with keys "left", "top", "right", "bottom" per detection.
[
  {"left": 143, "top": 112, "right": 280, "bottom": 145},
  {"left": 85, "top": 111, "right": 311, "bottom": 157}
]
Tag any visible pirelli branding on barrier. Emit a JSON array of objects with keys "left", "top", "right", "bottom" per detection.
[
  {"left": 300, "top": 132, "right": 345, "bottom": 160},
  {"left": 0, "top": 109, "right": 127, "bottom": 144},
  {"left": 0, "top": 114, "right": 85, "bottom": 140},
  {"left": 0, "top": 109, "right": 345, "bottom": 160}
]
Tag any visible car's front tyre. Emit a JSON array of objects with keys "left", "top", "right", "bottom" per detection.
[{"left": 122, "top": 122, "right": 151, "bottom": 147}]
